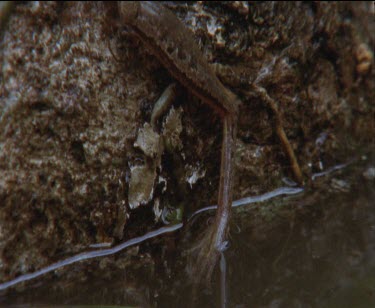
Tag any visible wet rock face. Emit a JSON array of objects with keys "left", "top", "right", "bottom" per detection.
[
  {"left": 0, "top": 1, "right": 374, "bottom": 283},
  {"left": 307, "top": 59, "right": 338, "bottom": 120},
  {"left": 0, "top": 2, "right": 143, "bottom": 279},
  {"left": 0, "top": 2, "right": 196, "bottom": 281}
]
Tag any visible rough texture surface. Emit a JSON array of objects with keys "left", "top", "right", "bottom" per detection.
[{"left": 0, "top": 1, "right": 373, "bottom": 284}]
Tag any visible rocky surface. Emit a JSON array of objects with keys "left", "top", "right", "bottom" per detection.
[{"left": 0, "top": 1, "right": 373, "bottom": 285}]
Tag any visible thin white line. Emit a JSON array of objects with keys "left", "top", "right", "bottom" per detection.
[
  {"left": 311, "top": 163, "right": 348, "bottom": 180},
  {"left": 0, "top": 223, "right": 183, "bottom": 291},
  {"left": 189, "top": 186, "right": 304, "bottom": 220}
]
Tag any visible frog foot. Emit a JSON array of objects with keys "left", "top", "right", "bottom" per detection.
[{"left": 186, "top": 222, "right": 228, "bottom": 285}]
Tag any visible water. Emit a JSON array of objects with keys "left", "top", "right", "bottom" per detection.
[{"left": 1, "top": 156, "right": 374, "bottom": 307}]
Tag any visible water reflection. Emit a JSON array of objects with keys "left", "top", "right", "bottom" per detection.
[{"left": 226, "top": 172, "right": 375, "bottom": 307}]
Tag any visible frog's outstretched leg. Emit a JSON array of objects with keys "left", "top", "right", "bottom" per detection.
[{"left": 190, "top": 115, "right": 237, "bottom": 283}]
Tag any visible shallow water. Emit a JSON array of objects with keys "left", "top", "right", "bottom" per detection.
[{"left": 1, "top": 155, "right": 374, "bottom": 307}]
